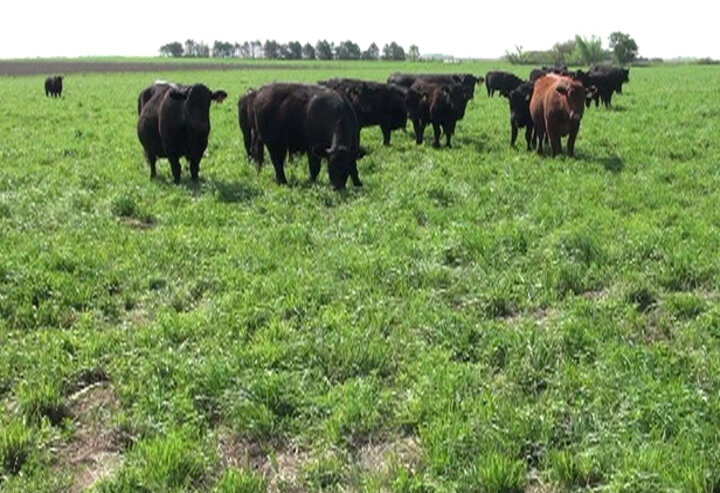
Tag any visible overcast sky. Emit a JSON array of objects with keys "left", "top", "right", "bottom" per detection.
[{"left": 1, "top": 1, "right": 715, "bottom": 60}]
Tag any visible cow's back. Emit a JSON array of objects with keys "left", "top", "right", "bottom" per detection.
[{"left": 530, "top": 75, "right": 561, "bottom": 132}]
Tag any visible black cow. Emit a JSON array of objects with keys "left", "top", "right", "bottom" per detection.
[
  {"left": 587, "top": 66, "right": 629, "bottom": 107},
  {"left": 507, "top": 81, "right": 534, "bottom": 150},
  {"left": 137, "top": 82, "right": 227, "bottom": 183},
  {"left": 485, "top": 71, "right": 524, "bottom": 97},
  {"left": 387, "top": 73, "right": 484, "bottom": 100},
  {"left": 405, "top": 80, "right": 467, "bottom": 148},
  {"left": 250, "top": 83, "right": 364, "bottom": 190},
  {"left": 529, "top": 65, "right": 569, "bottom": 82},
  {"left": 44, "top": 76, "right": 64, "bottom": 98},
  {"left": 318, "top": 78, "right": 407, "bottom": 145},
  {"left": 237, "top": 89, "right": 258, "bottom": 160}
]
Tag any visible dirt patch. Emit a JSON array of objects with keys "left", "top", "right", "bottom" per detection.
[
  {"left": 119, "top": 216, "right": 155, "bottom": 230},
  {"left": 58, "top": 382, "right": 127, "bottom": 492},
  {"left": 356, "top": 435, "right": 421, "bottom": 475},
  {"left": 582, "top": 288, "right": 609, "bottom": 301},
  {"left": 0, "top": 60, "right": 326, "bottom": 77},
  {"left": 218, "top": 434, "right": 310, "bottom": 492}
]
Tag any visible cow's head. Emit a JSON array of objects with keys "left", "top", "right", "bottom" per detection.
[
  {"left": 313, "top": 144, "right": 365, "bottom": 190},
  {"left": 555, "top": 81, "right": 588, "bottom": 122},
  {"left": 443, "top": 84, "right": 468, "bottom": 119}
]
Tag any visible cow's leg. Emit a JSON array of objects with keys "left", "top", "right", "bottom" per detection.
[
  {"left": 350, "top": 162, "right": 362, "bottom": 187},
  {"left": 546, "top": 126, "right": 561, "bottom": 157},
  {"left": 308, "top": 153, "right": 321, "bottom": 182},
  {"left": 269, "top": 147, "right": 288, "bottom": 185},
  {"left": 524, "top": 125, "right": 533, "bottom": 151},
  {"left": 535, "top": 127, "right": 544, "bottom": 155},
  {"left": 242, "top": 129, "right": 252, "bottom": 159},
  {"left": 145, "top": 152, "right": 157, "bottom": 179},
  {"left": 189, "top": 158, "right": 201, "bottom": 182},
  {"left": 251, "top": 135, "right": 264, "bottom": 166},
  {"left": 381, "top": 125, "right": 392, "bottom": 146},
  {"left": 168, "top": 155, "right": 182, "bottom": 184},
  {"left": 412, "top": 118, "right": 424, "bottom": 144},
  {"left": 510, "top": 122, "right": 518, "bottom": 147},
  {"left": 444, "top": 121, "right": 456, "bottom": 148},
  {"left": 567, "top": 124, "right": 579, "bottom": 158},
  {"left": 431, "top": 123, "right": 441, "bottom": 148}
]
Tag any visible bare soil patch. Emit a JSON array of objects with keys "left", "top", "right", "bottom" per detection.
[
  {"left": 57, "top": 382, "right": 128, "bottom": 492},
  {"left": 0, "top": 60, "right": 310, "bottom": 76}
]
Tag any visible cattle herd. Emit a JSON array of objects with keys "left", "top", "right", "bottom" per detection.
[{"left": 44, "top": 65, "right": 629, "bottom": 190}]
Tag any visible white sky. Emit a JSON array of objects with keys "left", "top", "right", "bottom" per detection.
[{"left": 0, "top": 1, "right": 715, "bottom": 60}]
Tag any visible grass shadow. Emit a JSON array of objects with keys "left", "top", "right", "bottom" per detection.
[{"left": 212, "top": 180, "right": 264, "bottom": 203}]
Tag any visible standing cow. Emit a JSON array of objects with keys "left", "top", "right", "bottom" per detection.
[
  {"left": 507, "top": 81, "right": 535, "bottom": 150},
  {"left": 237, "top": 89, "right": 258, "bottom": 160},
  {"left": 250, "top": 83, "right": 364, "bottom": 190},
  {"left": 44, "top": 76, "right": 64, "bottom": 98},
  {"left": 405, "top": 80, "right": 468, "bottom": 148},
  {"left": 530, "top": 74, "right": 592, "bottom": 157},
  {"left": 387, "top": 73, "right": 483, "bottom": 101},
  {"left": 319, "top": 78, "right": 407, "bottom": 146},
  {"left": 485, "top": 71, "right": 524, "bottom": 97},
  {"left": 137, "top": 82, "right": 227, "bottom": 183}
]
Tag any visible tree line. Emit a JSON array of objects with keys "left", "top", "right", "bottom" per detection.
[
  {"left": 159, "top": 40, "right": 421, "bottom": 61},
  {"left": 505, "top": 32, "right": 639, "bottom": 65}
]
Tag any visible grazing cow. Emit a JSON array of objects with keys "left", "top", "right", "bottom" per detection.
[
  {"left": 387, "top": 73, "right": 483, "bottom": 100},
  {"left": 44, "top": 76, "right": 64, "bottom": 98},
  {"left": 319, "top": 78, "right": 407, "bottom": 145},
  {"left": 485, "top": 71, "right": 525, "bottom": 97},
  {"left": 507, "top": 81, "right": 534, "bottom": 150},
  {"left": 137, "top": 82, "right": 227, "bottom": 183},
  {"left": 530, "top": 74, "right": 591, "bottom": 157},
  {"left": 237, "top": 89, "right": 258, "bottom": 160},
  {"left": 251, "top": 83, "right": 364, "bottom": 190},
  {"left": 404, "top": 80, "right": 467, "bottom": 148}
]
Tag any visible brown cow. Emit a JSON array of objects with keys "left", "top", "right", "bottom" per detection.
[{"left": 530, "top": 74, "right": 591, "bottom": 157}]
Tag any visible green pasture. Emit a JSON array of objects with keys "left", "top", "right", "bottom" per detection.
[{"left": 1, "top": 60, "right": 720, "bottom": 492}]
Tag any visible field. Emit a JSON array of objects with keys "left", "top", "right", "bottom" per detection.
[{"left": 1, "top": 59, "right": 720, "bottom": 492}]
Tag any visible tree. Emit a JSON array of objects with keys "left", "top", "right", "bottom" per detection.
[
  {"left": 264, "top": 40, "right": 280, "bottom": 59},
  {"left": 407, "top": 44, "right": 420, "bottom": 61},
  {"left": 250, "top": 40, "right": 262, "bottom": 58},
  {"left": 382, "top": 42, "right": 405, "bottom": 61},
  {"left": 195, "top": 42, "right": 210, "bottom": 58},
  {"left": 361, "top": 42, "right": 379, "bottom": 60},
  {"left": 286, "top": 41, "right": 302, "bottom": 60},
  {"left": 316, "top": 40, "right": 334, "bottom": 60},
  {"left": 574, "top": 35, "right": 607, "bottom": 65},
  {"left": 212, "top": 40, "right": 235, "bottom": 58},
  {"left": 302, "top": 42, "right": 316, "bottom": 60},
  {"left": 185, "top": 39, "right": 197, "bottom": 57},
  {"left": 237, "top": 42, "right": 251, "bottom": 58},
  {"left": 552, "top": 39, "right": 576, "bottom": 65},
  {"left": 335, "top": 40, "right": 361, "bottom": 60},
  {"left": 609, "top": 32, "right": 638, "bottom": 64},
  {"left": 159, "top": 42, "right": 183, "bottom": 57}
]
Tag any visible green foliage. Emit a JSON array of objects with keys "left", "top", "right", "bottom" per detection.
[
  {"left": 0, "top": 420, "right": 32, "bottom": 475},
  {"left": 574, "top": 35, "right": 610, "bottom": 65},
  {"left": 2, "top": 59, "right": 720, "bottom": 492},
  {"left": 609, "top": 32, "right": 639, "bottom": 64},
  {"left": 213, "top": 468, "right": 267, "bottom": 493}
]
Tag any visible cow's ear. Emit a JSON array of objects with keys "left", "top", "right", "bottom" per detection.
[
  {"left": 169, "top": 88, "right": 188, "bottom": 100},
  {"left": 212, "top": 90, "right": 228, "bottom": 103},
  {"left": 555, "top": 85, "right": 568, "bottom": 95},
  {"left": 312, "top": 146, "right": 330, "bottom": 158}
]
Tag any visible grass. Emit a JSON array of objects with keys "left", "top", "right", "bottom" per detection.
[{"left": 1, "top": 59, "right": 720, "bottom": 491}]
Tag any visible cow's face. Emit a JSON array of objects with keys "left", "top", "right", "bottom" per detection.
[
  {"left": 556, "top": 82, "right": 587, "bottom": 121},
  {"left": 446, "top": 85, "right": 468, "bottom": 119},
  {"left": 315, "top": 145, "right": 365, "bottom": 190}
]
